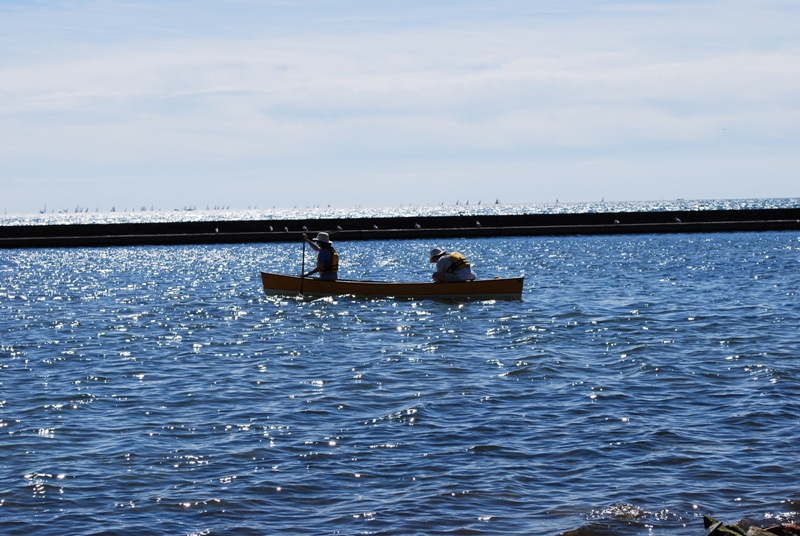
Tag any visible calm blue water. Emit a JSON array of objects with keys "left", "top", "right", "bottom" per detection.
[{"left": 1, "top": 231, "right": 799, "bottom": 535}]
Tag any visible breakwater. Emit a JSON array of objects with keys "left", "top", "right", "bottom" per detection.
[{"left": 1, "top": 207, "right": 799, "bottom": 248}]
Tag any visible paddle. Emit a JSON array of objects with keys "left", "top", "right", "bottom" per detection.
[{"left": 300, "top": 237, "right": 306, "bottom": 297}]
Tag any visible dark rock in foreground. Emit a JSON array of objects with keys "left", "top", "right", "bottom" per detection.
[{"left": 704, "top": 515, "right": 800, "bottom": 536}]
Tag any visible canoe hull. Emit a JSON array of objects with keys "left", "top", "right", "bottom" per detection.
[{"left": 261, "top": 272, "right": 524, "bottom": 299}]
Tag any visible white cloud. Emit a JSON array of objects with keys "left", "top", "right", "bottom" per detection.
[{"left": 1, "top": 0, "right": 799, "bottom": 212}]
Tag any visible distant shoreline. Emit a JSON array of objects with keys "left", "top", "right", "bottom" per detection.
[{"left": 2, "top": 207, "right": 799, "bottom": 248}]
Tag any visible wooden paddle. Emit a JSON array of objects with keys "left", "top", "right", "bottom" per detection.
[{"left": 300, "top": 238, "right": 306, "bottom": 297}]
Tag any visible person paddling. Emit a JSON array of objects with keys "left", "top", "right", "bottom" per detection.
[
  {"left": 303, "top": 232, "right": 339, "bottom": 281},
  {"left": 429, "top": 248, "right": 476, "bottom": 282}
]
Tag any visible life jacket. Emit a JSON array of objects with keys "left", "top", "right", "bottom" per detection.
[
  {"left": 319, "top": 246, "right": 339, "bottom": 274},
  {"left": 445, "top": 252, "right": 470, "bottom": 274}
]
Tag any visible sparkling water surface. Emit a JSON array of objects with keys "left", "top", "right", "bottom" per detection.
[
  {"left": 1, "top": 209, "right": 799, "bottom": 534},
  {"left": 2, "top": 197, "right": 799, "bottom": 226}
]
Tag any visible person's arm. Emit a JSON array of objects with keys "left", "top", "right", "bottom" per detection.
[
  {"left": 304, "top": 252, "right": 322, "bottom": 277},
  {"left": 304, "top": 247, "right": 330, "bottom": 277},
  {"left": 303, "top": 233, "right": 321, "bottom": 252}
]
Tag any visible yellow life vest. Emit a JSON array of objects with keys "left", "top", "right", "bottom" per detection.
[{"left": 445, "top": 252, "right": 470, "bottom": 274}]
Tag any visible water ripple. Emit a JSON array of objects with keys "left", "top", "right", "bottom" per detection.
[{"left": 1, "top": 231, "right": 799, "bottom": 535}]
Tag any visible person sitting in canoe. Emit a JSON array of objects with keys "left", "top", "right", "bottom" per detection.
[
  {"left": 429, "top": 248, "right": 476, "bottom": 283},
  {"left": 303, "top": 232, "right": 339, "bottom": 281}
]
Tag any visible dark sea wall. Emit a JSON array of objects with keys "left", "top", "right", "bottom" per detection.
[{"left": 2, "top": 208, "right": 800, "bottom": 248}]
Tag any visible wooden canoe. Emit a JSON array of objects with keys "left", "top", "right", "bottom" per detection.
[{"left": 261, "top": 272, "right": 524, "bottom": 299}]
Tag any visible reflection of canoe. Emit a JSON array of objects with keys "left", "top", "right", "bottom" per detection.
[{"left": 261, "top": 272, "right": 524, "bottom": 299}]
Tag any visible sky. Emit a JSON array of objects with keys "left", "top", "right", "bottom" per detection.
[{"left": 1, "top": 0, "right": 799, "bottom": 214}]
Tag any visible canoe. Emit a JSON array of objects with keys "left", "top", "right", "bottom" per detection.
[{"left": 261, "top": 272, "right": 524, "bottom": 299}]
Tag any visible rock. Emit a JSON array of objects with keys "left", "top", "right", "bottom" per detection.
[
  {"left": 758, "top": 524, "right": 800, "bottom": 536},
  {"left": 704, "top": 516, "right": 747, "bottom": 535},
  {"left": 749, "top": 528, "right": 779, "bottom": 536},
  {"left": 704, "top": 516, "right": 800, "bottom": 536}
]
